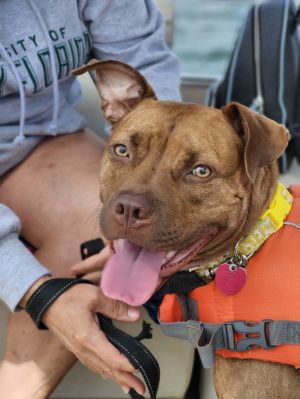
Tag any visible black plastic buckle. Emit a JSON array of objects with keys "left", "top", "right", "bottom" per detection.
[{"left": 223, "top": 320, "right": 274, "bottom": 351}]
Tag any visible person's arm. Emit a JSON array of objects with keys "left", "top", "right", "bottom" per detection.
[
  {"left": 0, "top": 204, "right": 50, "bottom": 311},
  {"left": 0, "top": 204, "right": 144, "bottom": 393},
  {"left": 25, "top": 279, "right": 144, "bottom": 394},
  {"left": 81, "top": 0, "right": 181, "bottom": 101}
]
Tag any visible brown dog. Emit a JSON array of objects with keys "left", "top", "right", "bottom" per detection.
[{"left": 73, "top": 60, "right": 300, "bottom": 399}]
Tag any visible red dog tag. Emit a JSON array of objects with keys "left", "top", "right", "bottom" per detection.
[{"left": 215, "top": 262, "right": 247, "bottom": 295}]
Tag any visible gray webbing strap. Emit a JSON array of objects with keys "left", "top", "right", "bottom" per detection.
[
  {"left": 269, "top": 320, "right": 300, "bottom": 345},
  {"left": 159, "top": 319, "right": 300, "bottom": 368},
  {"left": 159, "top": 319, "right": 224, "bottom": 368}
]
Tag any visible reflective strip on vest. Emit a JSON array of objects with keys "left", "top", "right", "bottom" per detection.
[{"left": 159, "top": 185, "right": 300, "bottom": 368}]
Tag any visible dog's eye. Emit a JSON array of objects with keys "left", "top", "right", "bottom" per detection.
[
  {"left": 114, "top": 144, "right": 129, "bottom": 157},
  {"left": 191, "top": 165, "right": 211, "bottom": 178}
]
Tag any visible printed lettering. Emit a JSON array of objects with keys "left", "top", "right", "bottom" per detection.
[
  {"left": 38, "top": 49, "right": 52, "bottom": 87},
  {"left": 14, "top": 60, "right": 28, "bottom": 86},
  {"left": 83, "top": 31, "right": 92, "bottom": 55},
  {"left": 4, "top": 47, "right": 12, "bottom": 57},
  {"left": 29, "top": 35, "right": 38, "bottom": 47},
  {"left": 60, "top": 27, "right": 66, "bottom": 39},
  {"left": 11, "top": 44, "right": 18, "bottom": 55},
  {"left": 49, "top": 30, "right": 59, "bottom": 42},
  {"left": 0, "top": 66, "right": 7, "bottom": 97},
  {"left": 55, "top": 43, "right": 70, "bottom": 78},
  {"left": 74, "top": 37, "right": 85, "bottom": 67},
  {"left": 22, "top": 56, "right": 41, "bottom": 93},
  {"left": 1, "top": 29, "right": 94, "bottom": 96},
  {"left": 16, "top": 39, "right": 26, "bottom": 52},
  {"left": 68, "top": 39, "right": 76, "bottom": 69}
]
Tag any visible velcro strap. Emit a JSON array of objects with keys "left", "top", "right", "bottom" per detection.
[{"left": 25, "top": 278, "right": 94, "bottom": 329}]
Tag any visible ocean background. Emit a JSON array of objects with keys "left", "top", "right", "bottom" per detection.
[{"left": 173, "top": 0, "right": 252, "bottom": 78}]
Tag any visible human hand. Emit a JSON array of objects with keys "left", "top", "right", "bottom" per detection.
[
  {"left": 41, "top": 282, "right": 144, "bottom": 395},
  {"left": 70, "top": 244, "right": 111, "bottom": 284}
]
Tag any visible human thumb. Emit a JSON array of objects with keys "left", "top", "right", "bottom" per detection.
[{"left": 97, "top": 292, "right": 141, "bottom": 322}]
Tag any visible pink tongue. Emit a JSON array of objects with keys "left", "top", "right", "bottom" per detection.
[{"left": 101, "top": 239, "right": 165, "bottom": 306}]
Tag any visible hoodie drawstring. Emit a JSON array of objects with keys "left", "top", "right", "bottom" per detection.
[
  {"left": 0, "top": 43, "right": 26, "bottom": 144},
  {"left": 0, "top": 0, "right": 61, "bottom": 145},
  {"left": 28, "top": 0, "right": 60, "bottom": 134}
]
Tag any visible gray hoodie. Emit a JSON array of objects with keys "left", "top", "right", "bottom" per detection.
[{"left": 0, "top": 0, "right": 180, "bottom": 310}]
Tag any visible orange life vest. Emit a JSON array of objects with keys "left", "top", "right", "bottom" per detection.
[{"left": 159, "top": 185, "right": 300, "bottom": 367}]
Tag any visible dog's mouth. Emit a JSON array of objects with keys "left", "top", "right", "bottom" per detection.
[{"left": 101, "top": 229, "right": 217, "bottom": 306}]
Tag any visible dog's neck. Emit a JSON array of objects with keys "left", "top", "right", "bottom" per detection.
[
  {"left": 187, "top": 163, "right": 293, "bottom": 281},
  {"left": 190, "top": 162, "right": 280, "bottom": 268},
  {"left": 243, "top": 162, "right": 279, "bottom": 236}
]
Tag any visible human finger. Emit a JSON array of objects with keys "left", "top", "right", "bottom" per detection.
[
  {"left": 70, "top": 245, "right": 111, "bottom": 275},
  {"left": 76, "top": 321, "right": 145, "bottom": 394},
  {"left": 96, "top": 290, "right": 141, "bottom": 322},
  {"left": 82, "top": 271, "right": 102, "bottom": 284}
]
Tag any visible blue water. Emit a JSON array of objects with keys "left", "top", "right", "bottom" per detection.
[{"left": 173, "top": 0, "right": 252, "bottom": 77}]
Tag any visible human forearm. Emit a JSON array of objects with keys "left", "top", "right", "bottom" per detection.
[
  {"left": 0, "top": 203, "right": 143, "bottom": 392},
  {"left": 82, "top": 0, "right": 181, "bottom": 101}
]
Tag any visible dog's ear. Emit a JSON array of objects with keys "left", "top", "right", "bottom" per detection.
[
  {"left": 222, "top": 102, "right": 290, "bottom": 183},
  {"left": 72, "top": 59, "right": 156, "bottom": 124}
]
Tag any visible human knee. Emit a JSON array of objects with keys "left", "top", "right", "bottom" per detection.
[{"left": 0, "top": 359, "right": 56, "bottom": 399}]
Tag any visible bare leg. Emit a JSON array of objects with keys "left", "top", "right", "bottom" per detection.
[{"left": 0, "top": 130, "right": 106, "bottom": 398}]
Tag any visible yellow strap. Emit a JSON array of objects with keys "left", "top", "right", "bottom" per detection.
[{"left": 191, "top": 183, "right": 293, "bottom": 279}]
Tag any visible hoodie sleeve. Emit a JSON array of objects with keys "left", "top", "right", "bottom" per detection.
[
  {"left": 81, "top": 0, "right": 181, "bottom": 101},
  {"left": 0, "top": 204, "right": 50, "bottom": 311}
]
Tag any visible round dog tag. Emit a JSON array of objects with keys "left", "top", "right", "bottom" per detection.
[{"left": 215, "top": 262, "right": 247, "bottom": 296}]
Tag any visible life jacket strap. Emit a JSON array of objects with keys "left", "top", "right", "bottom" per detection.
[{"left": 159, "top": 318, "right": 300, "bottom": 369}]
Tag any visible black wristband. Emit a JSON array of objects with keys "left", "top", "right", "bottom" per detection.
[{"left": 25, "top": 278, "right": 93, "bottom": 329}]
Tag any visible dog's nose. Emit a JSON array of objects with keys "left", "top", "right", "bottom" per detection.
[{"left": 113, "top": 193, "right": 154, "bottom": 229}]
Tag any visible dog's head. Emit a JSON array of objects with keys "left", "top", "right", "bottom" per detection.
[{"left": 73, "top": 60, "right": 289, "bottom": 305}]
